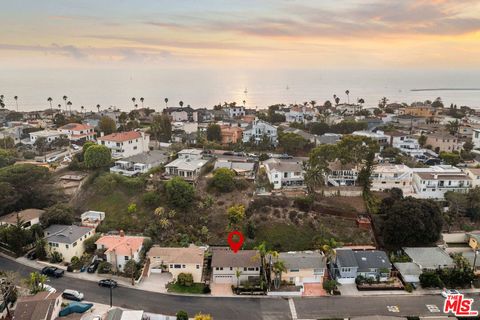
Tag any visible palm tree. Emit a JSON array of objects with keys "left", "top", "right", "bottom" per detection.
[
  {"left": 131, "top": 97, "right": 136, "bottom": 107},
  {"left": 303, "top": 163, "right": 325, "bottom": 195},
  {"left": 446, "top": 120, "right": 460, "bottom": 136},
  {"left": 140, "top": 97, "right": 144, "bottom": 108},
  {"left": 14, "top": 96, "right": 18, "bottom": 112},
  {"left": 235, "top": 269, "right": 242, "bottom": 288},
  {"left": 254, "top": 242, "right": 278, "bottom": 291},
  {"left": 57, "top": 104, "right": 62, "bottom": 111},
  {"left": 62, "top": 95, "right": 68, "bottom": 113},
  {"left": 179, "top": 101, "right": 184, "bottom": 107},
  {"left": 164, "top": 98, "right": 168, "bottom": 109},
  {"left": 0, "top": 95, "right": 4, "bottom": 110},
  {"left": 134, "top": 104, "right": 138, "bottom": 110},
  {"left": 80, "top": 105, "right": 85, "bottom": 116},
  {"left": 272, "top": 259, "right": 287, "bottom": 289},
  {"left": 47, "top": 97, "right": 53, "bottom": 110},
  {"left": 67, "top": 101, "right": 72, "bottom": 116},
  {"left": 243, "top": 100, "right": 246, "bottom": 107},
  {"left": 310, "top": 100, "right": 316, "bottom": 110},
  {"left": 96, "top": 104, "right": 101, "bottom": 113},
  {"left": 345, "top": 90, "right": 350, "bottom": 104}
]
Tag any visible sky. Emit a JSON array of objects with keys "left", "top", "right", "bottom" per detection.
[{"left": 1, "top": 0, "right": 480, "bottom": 70}]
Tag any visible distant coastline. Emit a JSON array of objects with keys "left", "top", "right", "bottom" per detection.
[{"left": 411, "top": 88, "right": 480, "bottom": 92}]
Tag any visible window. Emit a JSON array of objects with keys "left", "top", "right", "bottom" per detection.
[
  {"left": 182, "top": 265, "right": 186, "bottom": 268},
  {"left": 290, "top": 269, "right": 299, "bottom": 272},
  {"left": 65, "top": 244, "right": 69, "bottom": 249},
  {"left": 247, "top": 267, "right": 255, "bottom": 271},
  {"left": 197, "top": 265, "right": 200, "bottom": 269},
  {"left": 118, "top": 265, "right": 122, "bottom": 269},
  {"left": 244, "top": 267, "right": 247, "bottom": 271},
  {"left": 72, "top": 242, "right": 77, "bottom": 247},
  {"left": 133, "top": 146, "right": 137, "bottom": 150},
  {"left": 125, "top": 256, "right": 129, "bottom": 261},
  {"left": 174, "top": 264, "right": 181, "bottom": 269}
]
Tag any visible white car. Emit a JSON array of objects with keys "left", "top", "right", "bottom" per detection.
[
  {"left": 46, "top": 155, "right": 59, "bottom": 163},
  {"left": 71, "top": 144, "right": 80, "bottom": 150},
  {"left": 441, "top": 289, "right": 460, "bottom": 298},
  {"left": 41, "top": 284, "right": 56, "bottom": 293}
]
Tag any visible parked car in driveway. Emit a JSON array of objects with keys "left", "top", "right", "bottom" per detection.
[
  {"left": 98, "top": 279, "right": 118, "bottom": 288},
  {"left": 87, "top": 260, "right": 100, "bottom": 273},
  {"left": 62, "top": 289, "right": 84, "bottom": 301},
  {"left": 41, "top": 267, "right": 64, "bottom": 278},
  {"left": 26, "top": 251, "right": 36, "bottom": 260}
]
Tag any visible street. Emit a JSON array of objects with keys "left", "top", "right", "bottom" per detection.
[{"left": 2, "top": 256, "right": 479, "bottom": 319}]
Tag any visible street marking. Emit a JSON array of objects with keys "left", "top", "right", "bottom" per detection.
[
  {"left": 289, "top": 298, "right": 298, "bottom": 320},
  {"left": 426, "top": 304, "right": 440, "bottom": 312},
  {"left": 387, "top": 306, "right": 400, "bottom": 313}
]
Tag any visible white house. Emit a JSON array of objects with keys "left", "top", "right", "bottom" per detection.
[
  {"left": 327, "top": 161, "right": 359, "bottom": 186},
  {"left": 371, "top": 164, "right": 414, "bottom": 194},
  {"left": 58, "top": 123, "right": 95, "bottom": 142},
  {"left": 211, "top": 248, "right": 261, "bottom": 284},
  {"left": 95, "top": 232, "right": 145, "bottom": 272},
  {"left": 110, "top": 150, "right": 169, "bottom": 176},
  {"left": 97, "top": 131, "right": 150, "bottom": 158},
  {"left": 29, "top": 130, "right": 63, "bottom": 144},
  {"left": 164, "top": 107, "right": 198, "bottom": 122},
  {"left": 225, "top": 105, "right": 245, "bottom": 118},
  {"left": 0, "top": 209, "right": 45, "bottom": 229},
  {"left": 473, "top": 129, "right": 480, "bottom": 149},
  {"left": 283, "top": 106, "right": 316, "bottom": 124},
  {"left": 164, "top": 149, "right": 207, "bottom": 180},
  {"left": 264, "top": 158, "right": 304, "bottom": 189},
  {"left": 352, "top": 130, "right": 389, "bottom": 148},
  {"left": 465, "top": 168, "right": 480, "bottom": 188},
  {"left": 412, "top": 165, "right": 472, "bottom": 199},
  {"left": 44, "top": 225, "right": 95, "bottom": 262},
  {"left": 242, "top": 119, "right": 278, "bottom": 146}
]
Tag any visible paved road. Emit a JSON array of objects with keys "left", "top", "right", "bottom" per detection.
[{"left": 2, "top": 256, "right": 480, "bottom": 319}]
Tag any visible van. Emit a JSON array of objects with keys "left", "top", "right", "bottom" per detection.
[{"left": 62, "top": 289, "right": 84, "bottom": 301}]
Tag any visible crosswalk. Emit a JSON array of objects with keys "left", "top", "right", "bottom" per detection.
[
  {"left": 426, "top": 304, "right": 441, "bottom": 313},
  {"left": 387, "top": 305, "right": 400, "bottom": 313}
]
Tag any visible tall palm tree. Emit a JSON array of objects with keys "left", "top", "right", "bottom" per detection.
[
  {"left": 345, "top": 90, "right": 350, "bottom": 104},
  {"left": 57, "top": 104, "right": 62, "bottom": 111},
  {"left": 134, "top": 104, "right": 138, "bottom": 110},
  {"left": 131, "top": 97, "right": 136, "bottom": 107},
  {"left": 272, "top": 259, "right": 286, "bottom": 289},
  {"left": 47, "top": 97, "right": 53, "bottom": 110},
  {"left": 62, "top": 95, "right": 68, "bottom": 113},
  {"left": 310, "top": 100, "right": 316, "bottom": 110},
  {"left": 235, "top": 269, "right": 242, "bottom": 288},
  {"left": 96, "top": 104, "right": 101, "bottom": 113},
  {"left": 80, "top": 105, "right": 84, "bottom": 116},
  {"left": 14, "top": 96, "right": 18, "bottom": 112},
  {"left": 140, "top": 97, "right": 144, "bottom": 108},
  {"left": 179, "top": 101, "right": 184, "bottom": 107},
  {"left": 0, "top": 95, "right": 4, "bottom": 110},
  {"left": 243, "top": 100, "right": 246, "bottom": 107},
  {"left": 254, "top": 242, "right": 278, "bottom": 291},
  {"left": 67, "top": 101, "right": 72, "bottom": 116},
  {"left": 164, "top": 98, "right": 168, "bottom": 109}
]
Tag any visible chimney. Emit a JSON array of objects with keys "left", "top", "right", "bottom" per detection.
[
  {"left": 100, "top": 132, "right": 105, "bottom": 137},
  {"left": 119, "top": 230, "right": 125, "bottom": 237}
]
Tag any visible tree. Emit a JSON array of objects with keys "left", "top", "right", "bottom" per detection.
[
  {"left": 82, "top": 141, "right": 95, "bottom": 154},
  {"left": 381, "top": 197, "right": 443, "bottom": 248},
  {"left": 124, "top": 259, "right": 138, "bottom": 284},
  {"left": 272, "top": 258, "right": 286, "bottom": 289},
  {"left": 40, "top": 204, "right": 74, "bottom": 227},
  {"left": 278, "top": 132, "right": 308, "bottom": 155},
  {"left": 323, "top": 279, "right": 339, "bottom": 294},
  {"left": 84, "top": 233, "right": 101, "bottom": 253},
  {"left": 345, "top": 90, "right": 350, "bottom": 104},
  {"left": 35, "top": 239, "right": 48, "bottom": 260},
  {"left": 210, "top": 168, "right": 235, "bottom": 192},
  {"left": 432, "top": 97, "right": 444, "bottom": 109},
  {"left": 177, "top": 273, "right": 194, "bottom": 287},
  {"left": 140, "top": 97, "right": 144, "bottom": 108},
  {"left": 463, "top": 140, "right": 474, "bottom": 153},
  {"left": 418, "top": 134, "right": 427, "bottom": 147},
  {"left": 176, "top": 311, "right": 189, "bottom": 320},
  {"left": 206, "top": 124, "right": 222, "bottom": 142},
  {"left": 165, "top": 177, "right": 195, "bottom": 210},
  {"left": 446, "top": 120, "right": 459, "bottom": 136},
  {"left": 25, "top": 272, "right": 48, "bottom": 294},
  {"left": 34, "top": 137, "right": 48, "bottom": 155},
  {"left": 378, "top": 97, "right": 388, "bottom": 109},
  {"left": 98, "top": 116, "right": 116, "bottom": 135},
  {"left": 47, "top": 97, "right": 53, "bottom": 110},
  {"left": 150, "top": 114, "right": 172, "bottom": 142},
  {"left": 0, "top": 149, "right": 15, "bottom": 168},
  {"left": 439, "top": 151, "right": 461, "bottom": 166},
  {"left": 84, "top": 145, "right": 111, "bottom": 169},
  {"left": 227, "top": 205, "right": 245, "bottom": 228}
]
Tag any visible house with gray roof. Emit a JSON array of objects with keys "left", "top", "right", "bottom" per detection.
[
  {"left": 394, "top": 262, "right": 422, "bottom": 285},
  {"left": 279, "top": 251, "right": 327, "bottom": 286},
  {"left": 211, "top": 248, "right": 260, "bottom": 285},
  {"left": 164, "top": 149, "right": 208, "bottom": 181},
  {"left": 403, "top": 247, "right": 455, "bottom": 270},
  {"left": 44, "top": 225, "right": 95, "bottom": 262},
  {"left": 332, "top": 249, "right": 391, "bottom": 283},
  {"left": 214, "top": 159, "right": 256, "bottom": 179},
  {"left": 264, "top": 158, "right": 304, "bottom": 189},
  {"left": 110, "top": 150, "right": 169, "bottom": 176}
]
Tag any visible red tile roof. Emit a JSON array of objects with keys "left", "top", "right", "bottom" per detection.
[
  {"left": 97, "top": 131, "right": 142, "bottom": 142},
  {"left": 96, "top": 235, "right": 145, "bottom": 255}
]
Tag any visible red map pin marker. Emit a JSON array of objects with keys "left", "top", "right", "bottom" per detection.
[{"left": 227, "top": 230, "right": 244, "bottom": 253}]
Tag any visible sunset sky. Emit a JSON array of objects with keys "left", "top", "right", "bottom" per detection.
[{"left": 1, "top": 0, "right": 480, "bottom": 70}]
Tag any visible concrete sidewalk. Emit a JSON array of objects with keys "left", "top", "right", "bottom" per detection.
[{"left": 338, "top": 283, "right": 480, "bottom": 297}]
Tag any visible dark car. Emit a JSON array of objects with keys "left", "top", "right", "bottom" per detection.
[
  {"left": 41, "top": 267, "right": 64, "bottom": 278},
  {"left": 26, "top": 251, "right": 36, "bottom": 260},
  {"left": 98, "top": 279, "right": 118, "bottom": 288},
  {"left": 87, "top": 260, "right": 99, "bottom": 273}
]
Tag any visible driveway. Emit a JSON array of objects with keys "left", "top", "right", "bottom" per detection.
[
  {"left": 303, "top": 283, "right": 326, "bottom": 297},
  {"left": 137, "top": 272, "right": 172, "bottom": 293},
  {"left": 210, "top": 283, "right": 233, "bottom": 296}
]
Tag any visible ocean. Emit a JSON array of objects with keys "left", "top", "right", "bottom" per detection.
[{"left": 1, "top": 67, "right": 479, "bottom": 112}]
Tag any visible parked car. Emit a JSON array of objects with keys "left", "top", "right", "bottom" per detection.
[
  {"left": 62, "top": 289, "right": 84, "bottom": 301},
  {"left": 87, "top": 260, "right": 100, "bottom": 273},
  {"left": 98, "top": 279, "right": 118, "bottom": 288},
  {"left": 41, "top": 267, "right": 64, "bottom": 278},
  {"left": 41, "top": 284, "right": 56, "bottom": 293},
  {"left": 441, "top": 289, "right": 460, "bottom": 298},
  {"left": 71, "top": 144, "right": 80, "bottom": 150},
  {"left": 26, "top": 251, "right": 36, "bottom": 260},
  {"left": 46, "top": 155, "right": 59, "bottom": 163}
]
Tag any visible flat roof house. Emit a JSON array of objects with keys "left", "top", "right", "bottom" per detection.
[
  {"left": 148, "top": 244, "right": 205, "bottom": 283},
  {"left": 110, "top": 150, "right": 169, "bottom": 176},
  {"left": 44, "top": 225, "right": 95, "bottom": 263},
  {"left": 165, "top": 149, "right": 207, "bottom": 181},
  {"left": 211, "top": 248, "right": 260, "bottom": 285},
  {"left": 29, "top": 130, "right": 62, "bottom": 144},
  {"left": 403, "top": 247, "right": 455, "bottom": 270},
  {"left": 95, "top": 232, "right": 145, "bottom": 272},
  {"left": 412, "top": 165, "right": 471, "bottom": 200},
  {"left": 0, "top": 208, "right": 45, "bottom": 229}
]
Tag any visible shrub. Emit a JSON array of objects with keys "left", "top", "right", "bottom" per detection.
[
  {"left": 40, "top": 204, "right": 74, "bottom": 227},
  {"left": 23, "top": 151, "right": 35, "bottom": 160},
  {"left": 177, "top": 273, "right": 194, "bottom": 287},
  {"left": 209, "top": 168, "right": 235, "bottom": 192},
  {"left": 83, "top": 233, "right": 101, "bottom": 254},
  {"left": 202, "top": 286, "right": 211, "bottom": 294},
  {"left": 176, "top": 311, "right": 189, "bottom": 320},
  {"left": 49, "top": 251, "right": 63, "bottom": 263},
  {"left": 293, "top": 196, "right": 314, "bottom": 212},
  {"left": 405, "top": 283, "right": 413, "bottom": 293},
  {"left": 98, "top": 261, "right": 112, "bottom": 274},
  {"left": 165, "top": 177, "right": 195, "bottom": 210},
  {"left": 235, "top": 178, "right": 250, "bottom": 191},
  {"left": 142, "top": 191, "right": 162, "bottom": 208}
]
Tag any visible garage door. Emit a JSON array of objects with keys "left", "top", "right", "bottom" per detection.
[{"left": 213, "top": 275, "right": 234, "bottom": 284}]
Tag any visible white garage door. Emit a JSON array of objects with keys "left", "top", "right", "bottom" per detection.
[{"left": 214, "top": 275, "right": 234, "bottom": 284}]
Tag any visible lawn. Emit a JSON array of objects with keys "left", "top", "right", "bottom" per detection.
[{"left": 167, "top": 282, "right": 207, "bottom": 294}]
